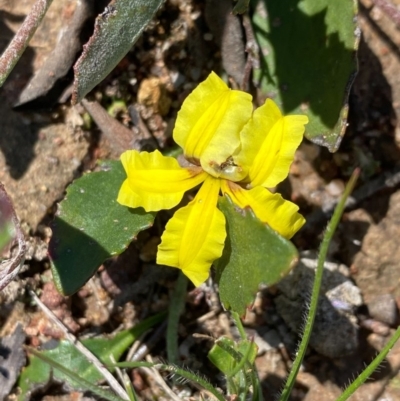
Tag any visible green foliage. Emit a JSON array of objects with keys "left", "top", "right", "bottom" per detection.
[
  {"left": 72, "top": 0, "right": 164, "bottom": 103},
  {"left": 107, "top": 99, "right": 128, "bottom": 118},
  {"left": 166, "top": 272, "right": 188, "bottom": 365},
  {"left": 251, "top": 0, "right": 358, "bottom": 151},
  {"left": 0, "top": 216, "right": 13, "bottom": 253},
  {"left": 3, "top": 2, "right": 398, "bottom": 400},
  {"left": 215, "top": 196, "right": 298, "bottom": 316},
  {"left": 115, "top": 360, "right": 226, "bottom": 401},
  {"left": 22, "top": 348, "right": 126, "bottom": 401},
  {"left": 49, "top": 160, "right": 155, "bottom": 295},
  {"left": 18, "top": 313, "right": 165, "bottom": 400},
  {"left": 208, "top": 337, "right": 258, "bottom": 399},
  {"left": 209, "top": 338, "right": 255, "bottom": 376},
  {"left": 233, "top": 0, "right": 251, "bottom": 14},
  {"left": 336, "top": 326, "right": 400, "bottom": 401}
]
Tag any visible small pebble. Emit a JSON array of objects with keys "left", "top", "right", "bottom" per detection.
[
  {"left": 360, "top": 318, "right": 390, "bottom": 337},
  {"left": 326, "top": 179, "right": 345, "bottom": 197},
  {"left": 367, "top": 294, "right": 398, "bottom": 326}
]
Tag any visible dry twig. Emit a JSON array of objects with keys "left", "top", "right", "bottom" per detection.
[
  {"left": 0, "top": 0, "right": 54, "bottom": 87},
  {"left": 241, "top": 13, "right": 260, "bottom": 91},
  {"left": 128, "top": 320, "right": 167, "bottom": 362},
  {"left": 371, "top": 0, "right": 400, "bottom": 26},
  {"left": 29, "top": 290, "right": 129, "bottom": 401},
  {"left": 140, "top": 355, "right": 182, "bottom": 401}
]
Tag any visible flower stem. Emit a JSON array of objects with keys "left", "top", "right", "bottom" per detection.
[
  {"left": 231, "top": 311, "right": 247, "bottom": 340},
  {"left": 167, "top": 272, "right": 188, "bottom": 365},
  {"left": 336, "top": 325, "right": 400, "bottom": 401},
  {"left": 279, "top": 168, "right": 360, "bottom": 401}
]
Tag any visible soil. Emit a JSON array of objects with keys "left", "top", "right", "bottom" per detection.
[{"left": 1, "top": 0, "right": 400, "bottom": 400}]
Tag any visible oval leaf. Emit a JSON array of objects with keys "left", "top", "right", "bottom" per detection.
[
  {"left": 215, "top": 195, "right": 298, "bottom": 316},
  {"left": 72, "top": 0, "right": 164, "bottom": 104},
  {"left": 251, "top": 0, "right": 358, "bottom": 151},
  {"left": 49, "top": 160, "right": 155, "bottom": 295}
]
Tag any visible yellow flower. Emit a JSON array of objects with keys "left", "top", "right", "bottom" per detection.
[{"left": 117, "top": 72, "right": 308, "bottom": 286}]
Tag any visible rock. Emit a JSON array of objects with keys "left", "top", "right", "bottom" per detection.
[
  {"left": 137, "top": 77, "right": 171, "bottom": 116},
  {"left": 352, "top": 190, "right": 400, "bottom": 303},
  {"left": 0, "top": 324, "right": 26, "bottom": 400},
  {"left": 0, "top": 103, "right": 88, "bottom": 230},
  {"left": 204, "top": 0, "right": 246, "bottom": 86},
  {"left": 245, "top": 328, "right": 282, "bottom": 354},
  {"left": 275, "top": 252, "right": 363, "bottom": 358},
  {"left": 367, "top": 294, "right": 398, "bottom": 326}
]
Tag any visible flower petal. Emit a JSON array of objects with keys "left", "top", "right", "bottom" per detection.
[
  {"left": 117, "top": 150, "right": 207, "bottom": 212},
  {"left": 173, "top": 71, "right": 252, "bottom": 174},
  {"left": 221, "top": 180, "right": 305, "bottom": 239},
  {"left": 157, "top": 176, "right": 226, "bottom": 286},
  {"left": 238, "top": 99, "right": 308, "bottom": 188}
]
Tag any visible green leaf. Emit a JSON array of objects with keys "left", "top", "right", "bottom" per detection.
[
  {"left": 251, "top": 0, "right": 358, "bottom": 151},
  {"left": 23, "top": 348, "right": 126, "bottom": 401},
  {"left": 233, "top": 0, "right": 251, "bottom": 14},
  {"left": 18, "top": 313, "right": 165, "bottom": 400},
  {"left": 17, "top": 353, "right": 50, "bottom": 401},
  {"left": 208, "top": 337, "right": 258, "bottom": 399},
  {"left": 208, "top": 337, "right": 257, "bottom": 377},
  {"left": 72, "top": 0, "right": 164, "bottom": 104},
  {"left": 215, "top": 196, "right": 298, "bottom": 315},
  {"left": 49, "top": 160, "right": 155, "bottom": 295}
]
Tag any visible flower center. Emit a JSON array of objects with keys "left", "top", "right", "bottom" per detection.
[{"left": 203, "top": 156, "right": 247, "bottom": 182}]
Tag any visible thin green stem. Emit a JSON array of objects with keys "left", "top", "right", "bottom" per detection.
[
  {"left": 250, "top": 368, "right": 263, "bottom": 401},
  {"left": 120, "top": 370, "right": 137, "bottom": 401},
  {"left": 237, "top": 372, "right": 248, "bottom": 401},
  {"left": 212, "top": 338, "right": 248, "bottom": 395},
  {"left": 231, "top": 311, "right": 247, "bottom": 340},
  {"left": 336, "top": 326, "right": 400, "bottom": 401},
  {"left": 231, "top": 302, "right": 262, "bottom": 399},
  {"left": 167, "top": 272, "right": 188, "bottom": 365},
  {"left": 114, "top": 361, "right": 226, "bottom": 401},
  {"left": 226, "top": 341, "right": 253, "bottom": 378},
  {"left": 279, "top": 169, "right": 360, "bottom": 401},
  {"left": 213, "top": 330, "right": 258, "bottom": 398},
  {"left": 227, "top": 375, "right": 239, "bottom": 396},
  {"left": 157, "top": 364, "right": 226, "bottom": 401}
]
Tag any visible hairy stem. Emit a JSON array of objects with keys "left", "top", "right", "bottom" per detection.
[
  {"left": 279, "top": 169, "right": 360, "bottom": 401},
  {"left": 167, "top": 272, "right": 188, "bottom": 365}
]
